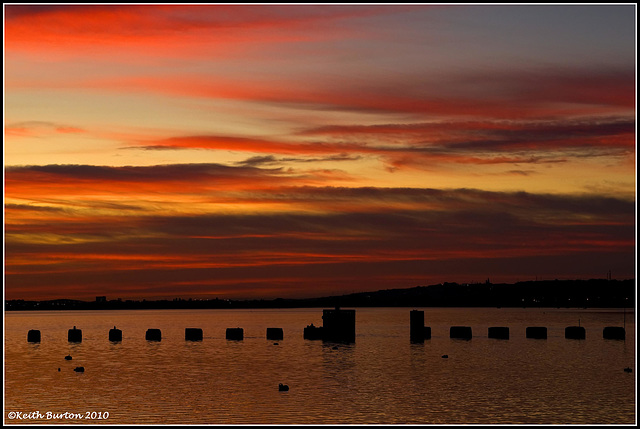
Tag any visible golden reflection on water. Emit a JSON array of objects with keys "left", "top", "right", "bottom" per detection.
[{"left": 4, "top": 308, "right": 636, "bottom": 424}]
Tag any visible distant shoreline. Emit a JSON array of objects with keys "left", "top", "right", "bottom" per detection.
[{"left": 5, "top": 278, "right": 635, "bottom": 311}]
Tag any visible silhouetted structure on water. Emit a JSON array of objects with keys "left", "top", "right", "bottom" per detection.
[
  {"left": 303, "top": 324, "right": 323, "bottom": 340},
  {"left": 266, "top": 328, "right": 284, "bottom": 340},
  {"left": 526, "top": 326, "right": 548, "bottom": 339},
  {"left": 322, "top": 307, "right": 356, "bottom": 343},
  {"left": 565, "top": 326, "right": 586, "bottom": 339},
  {"left": 226, "top": 328, "right": 243, "bottom": 340},
  {"left": 68, "top": 326, "right": 82, "bottom": 343},
  {"left": 185, "top": 328, "right": 203, "bottom": 341},
  {"left": 27, "top": 329, "right": 41, "bottom": 343},
  {"left": 410, "top": 310, "right": 431, "bottom": 342},
  {"left": 603, "top": 326, "right": 626, "bottom": 340},
  {"left": 109, "top": 326, "right": 122, "bottom": 342},
  {"left": 146, "top": 329, "right": 162, "bottom": 341},
  {"left": 450, "top": 326, "right": 472, "bottom": 340},
  {"left": 488, "top": 327, "right": 510, "bottom": 339}
]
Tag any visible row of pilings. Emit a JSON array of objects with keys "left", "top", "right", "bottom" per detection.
[
  {"left": 409, "top": 310, "right": 626, "bottom": 341},
  {"left": 28, "top": 326, "right": 285, "bottom": 343},
  {"left": 25, "top": 308, "right": 627, "bottom": 343}
]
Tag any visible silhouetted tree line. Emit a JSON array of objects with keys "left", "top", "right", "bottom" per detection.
[{"left": 5, "top": 278, "right": 634, "bottom": 311}]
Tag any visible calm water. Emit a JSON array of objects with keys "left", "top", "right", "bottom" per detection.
[{"left": 4, "top": 307, "right": 636, "bottom": 424}]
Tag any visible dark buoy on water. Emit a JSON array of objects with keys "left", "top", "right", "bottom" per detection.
[
  {"left": 423, "top": 326, "right": 432, "bottom": 340},
  {"left": 27, "top": 330, "right": 41, "bottom": 343},
  {"left": 624, "top": 367, "right": 632, "bottom": 373},
  {"left": 267, "top": 328, "right": 284, "bottom": 341},
  {"left": 450, "top": 326, "right": 472, "bottom": 340},
  {"left": 565, "top": 326, "right": 586, "bottom": 340},
  {"left": 303, "top": 323, "right": 323, "bottom": 340},
  {"left": 526, "top": 326, "right": 547, "bottom": 339},
  {"left": 488, "top": 327, "right": 510, "bottom": 340},
  {"left": 603, "top": 326, "right": 626, "bottom": 340},
  {"left": 68, "top": 326, "right": 82, "bottom": 343},
  {"left": 65, "top": 355, "right": 72, "bottom": 360},
  {"left": 145, "top": 329, "right": 162, "bottom": 342},
  {"left": 279, "top": 383, "right": 289, "bottom": 391},
  {"left": 185, "top": 328, "right": 203, "bottom": 341},
  {"left": 226, "top": 328, "right": 244, "bottom": 341},
  {"left": 442, "top": 355, "right": 449, "bottom": 359},
  {"left": 322, "top": 307, "right": 356, "bottom": 343},
  {"left": 109, "top": 326, "right": 122, "bottom": 342},
  {"left": 74, "top": 366, "right": 84, "bottom": 373}
]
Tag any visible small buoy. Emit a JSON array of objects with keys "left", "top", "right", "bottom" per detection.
[
  {"left": 442, "top": 355, "right": 448, "bottom": 359},
  {"left": 278, "top": 383, "right": 289, "bottom": 391},
  {"left": 65, "top": 355, "right": 72, "bottom": 360},
  {"left": 273, "top": 342, "right": 279, "bottom": 345},
  {"left": 58, "top": 368, "right": 61, "bottom": 372},
  {"left": 624, "top": 367, "right": 632, "bottom": 373},
  {"left": 74, "top": 366, "right": 84, "bottom": 373}
]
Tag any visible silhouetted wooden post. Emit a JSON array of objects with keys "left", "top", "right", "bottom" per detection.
[
  {"left": 303, "top": 324, "right": 323, "bottom": 340},
  {"left": 565, "top": 326, "right": 586, "bottom": 339},
  {"left": 266, "top": 328, "right": 283, "bottom": 340},
  {"left": 185, "top": 328, "right": 203, "bottom": 341},
  {"left": 488, "top": 327, "right": 510, "bottom": 339},
  {"left": 68, "top": 326, "right": 82, "bottom": 343},
  {"left": 322, "top": 307, "right": 356, "bottom": 343},
  {"left": 27, "top": 330, "right": 41, "bottom": 343},
  {"left": 603, "top": 326, "right": 625, "bottom": 340},
  {"left": 145, "top": 329, "right": 162, "bottom": 341},
  {"left": 526, "top": 327, "right": 547, "bottom": 339},
  {"left": 226, "top": 328, "right": 243, "bottom": 340},
  {"left": 410, "top": 310, "right": 425, "bottom": 342},
  {"left": 109, "top": 326, "right": 122, "bottom": 342},
  {"left": 450, "top": 326, "right": 472, "bottom": 340},
  {"left": 423, "top": 326, "right": 431, "bottom": 340}
]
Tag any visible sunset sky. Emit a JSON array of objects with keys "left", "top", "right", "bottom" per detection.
[{"left": 4, "top": 4, "right": 636, "bottom": 301}]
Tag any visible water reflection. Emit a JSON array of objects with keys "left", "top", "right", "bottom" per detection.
[{"left": 4, "top": 308, "right": 635, "bottom": 424}]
